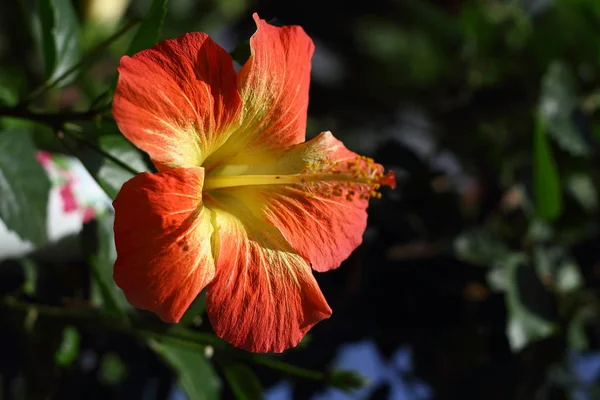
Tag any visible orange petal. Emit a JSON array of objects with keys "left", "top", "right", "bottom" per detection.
[
  {"left": 246, "top": 189, "right": 367, "bottom": 273},
  {"left": 205, "top": 198, "right": 331, "bottom": 353},
  {"left": 113, "top": 167, "right": 215, "bottom": 323},
  {"left": 205, "top": 14, "right": 314, "bottom": 167},
  {"left": 113, "top": 33, "right": 242, "bottom": 170},
  {"left": 223, "top": 132, "right": 372, "bottom": 272}
]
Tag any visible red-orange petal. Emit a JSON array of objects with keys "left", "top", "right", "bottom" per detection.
[
  {"left": 224, "top": 132, "right": 372, "bottom": 272},
  {"left": 113, "top": 167, "right": 215, "bottom": 323},
  {"left": 205, "top": 14, "right": 314, "bottom": 166},
  {"left": 205, "top": 201, "right": 332, "bottom": 353},
  {"left": 270, "top": 133, "right": 372, "bottom": 272},
  {"left": 113, "top": 33, "right": 242, "bottom": 170}
]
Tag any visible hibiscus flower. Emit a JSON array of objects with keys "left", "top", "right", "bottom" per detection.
[{"left": 111, "top": 14, "right": 395, "bottom": 352}]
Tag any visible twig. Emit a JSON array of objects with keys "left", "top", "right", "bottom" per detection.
[
  {"left": 0, "top": 107, "right": 139, "bottom": 177},
  {"left": 0, "top": 297, "right": 351, "bottom": 387},
  {"left": 61, "top": 126, "right": 140, "bottom": 176},
  {"left": 0, "top": 106, "right": 104, "bottom": 129},
  {"left": 24, "top": 19, "right": 140, "bottom": 102}
]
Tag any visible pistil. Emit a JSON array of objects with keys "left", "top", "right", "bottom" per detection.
[{"left": 203, "top": 156, "right": 395, "bottom": 201}]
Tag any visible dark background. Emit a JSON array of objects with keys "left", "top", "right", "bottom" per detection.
[{"left": 2, "top": 0, "right": 600, "bottom": 399}]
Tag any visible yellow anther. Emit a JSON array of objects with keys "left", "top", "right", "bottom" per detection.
[{"left": 295, "top": 156, "right": 395, "bottom": 202}]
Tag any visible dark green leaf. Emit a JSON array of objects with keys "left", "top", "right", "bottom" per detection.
[
  {"left": 0, "top": 130, "right": 51, "bottom": 246},
  {"left": 401, "top": 0, "right": 459, "bottom": 41},
  {"left": 453, "top": 228, "right": 509, "bottom": 266},
  {"left": 55, "top": 326, "right": 80, "bottom": 367},
  {"left": 179, "top": 290, "right": 207, "bottom": 326},
  {"left": 566, "top": 173, "right": 597, "bottom": 211},
  {"left": 20, "top": 257, "right": 38, "bottom": 295},
  {"left": 126, "top": 0, "right": 168, "bottom": 56},
  {"left": 486, "top": 266, "right": 508, "bottom": 292},
  {"left": 527, "top": 219, "right": 554, "bottom": 243},
  {"left": 533, "top": 245, "right": 583, "bottom": 293},
  {"left": 329, "top": 369, "right": 369, "bottom": 392},
  {"left": 81, "top": 214, "right": 130, "bottom": 319},
  {"left": 95, "top": 135, "right": 147, "bottom": 199},
  {"left": 222, "top": 363, "right": 263, "bottom": 400},
  {"left": 503, "top": 254, "right": 558, "bottom": 351},
  {"left": 567, "top": 305, "right": 596, "bottom": 350},
  {"left": 79, "top": 134, "right": 147, "bottom": 200},
  {"left": 36, "top": 0, "right": 81, "bottom": 85},
  {"left": 151, "top": 340, "right": 221, "bottom": 400},
  {"left": 37, "top": 0, "right": 55, "bottom": 80},
  {"left": 0, "top": 68, "right": 24, "bottom": 106},
  {"left": 533, "top": 114, "right": 563, "bottom": 220},
  {"left": 98, "top": 352, "right": 128, "bottom": 385},
  {"left": 555, "top": 261, "right": 584, "bottom": 292},
  {"left": 165, "top": 327, "right": 228, "bottom": 349},
  {"left": 538, "top": 62, "right": 590, "bottom": 156}
]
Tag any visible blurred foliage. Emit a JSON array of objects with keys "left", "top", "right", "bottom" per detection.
[{"left": 2, "top": 0, "right": 600, "bottom": 399}]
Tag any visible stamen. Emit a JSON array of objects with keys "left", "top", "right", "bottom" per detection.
[
  {"left": 299, "top": 156, "right": 395, "bottom": 200},
  {"left": 203, "top": 156, "right": 395, "bottom": 201}
]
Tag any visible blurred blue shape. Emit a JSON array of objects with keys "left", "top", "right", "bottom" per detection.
[
  {"left": 312, "top": 340, "right": 387, "bottom": 400},
  {"left": 568, "top": 350, "right": 600, "bottom": 400},
  {"left": 265, "top": 381, "right": 294, "bottom": 400},
  {"left": 167, "top": 386, "right": 187, "bottom": 400},
  {"left": 570, "top": 350, "right": 600, "bottom": 384},
  {"left": 265, "top": 340, "right": 432, "bottom": 400},
  {"left": 389, "top": 347, "right": 432, "bottom": 400},
  {"left": 391, "top": 346, "right": 413, "bottom": 373}
]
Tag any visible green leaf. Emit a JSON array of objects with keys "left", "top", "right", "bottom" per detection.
[
  {"left": 55, "top": 326, "right": 80, "bottom": 367},
  {"left": 20, "top": 257, "right": 38, "bottom": 295},
  {"left": 566, "top": 173, "right": 597, "bottom": 211},
  {"left": 527, "top": 219, "right": 554, "bottom": 243},
  {"left": 151, "top": 340, "right": 221, "bottom": 400},
  {"left": 533, "top": 245, "right": 583, "bottom": 293},
  {"left": 80, "top": 134, "right": 147, "bottom": 200},
  {"left": 328, "top": 369, "right": 369, "bottom": 392},
  {"left": 179, "top": 290, "right": 207, "bottom": 326},
  {"left": 538, "top": 61, "right": 590, "bottom": 156},
  {"left": 503, "top": 254, "right": 558, "bottom": 352},
  {"left": 567, "top": 305, "right": 596, "bottom": 351},
  {"left": 555, "top": 260, "right": 584, "bottom": 293},
  {"left": 98, "top": 352, "right": 128, "bottom": 385},
  {"left": 0, "top": 68, "right": 25, "bottom": 106},
  {"left": 222, "top": 363, "right": 263, "bottom": 400},
  {"left": 96, "top": 135, "right": 147, "bottom": 199},
  {"left": 486, "top": 266, "right": 508, "bottom": 292},
  {"left": 126, "top": 0, "right": 168, "bottom": 56},
  {"left": 402, "top": 0, "right": 459, "bottom": 41},
  {"left": 81, "top": 214, "right": 130, "bottom": 320},
  {"left": 0, "top": 130, "right": 51, "bottom": 246},
  {"left": 36, "top": 0, "right": 81, "bottom": 85},
  {"left": 533, "top": 114, "right": 563, "bottom": 220},
  {"left": 453, "top": 228, "right": 509, "bottom": 266}
]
